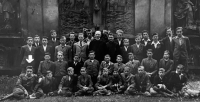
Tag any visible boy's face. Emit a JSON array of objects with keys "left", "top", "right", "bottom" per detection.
[
  {"left": 135, "top": 38, "right": 141, "bottom": 43},
  {"left": 116, "top": 57, "right": 122, "bottom": 63},
  {"left": 95, "top": 32, "right": 101, "bottom": 39},
  {"left": 147, "top": 52, "right": 153, "bottom": 57},
  {"left": 68, "top": 69, "right": 74, "bottom": 76},
  {"left": 176, "top": 29, "right": 183, "bottom": 37},
  {"left": 42, "top": 38, "right": 48, "bottom": 45},
  {"left": 74, "top": 56, "right": 79, "bottom": 62},
  {"left": 70, "top": 34, "right": 75, "bottom": 40},
  {"left": 143, "top": 32, "right": 148, "bottom": 39},
  {"left": 27, "top": 39, "right": 33, "bottom": 45},
  {"left": 80, "top": 69, "right": 86, "bottom": 75},
  {"left": 103, "top": 69, "right": 108, "bottom": 75},
  {"left": 57, "top": 53, "right": 64, "bottom": 60},
  {"left": 78, "top": 35, "right": 84, "bottom": 42},
  {"left": 51, "top": 32, "right": 57, "bottom": 38},
  {"left": 124, "top": 68, "right": 130, "bottom": 75},
  {"left": 113, "top": 71, "right": 118, "bottom": 76},
  {"left": 128, "top": 54, "right": 134, "bottom": 60},
  {"left": 163, "top": 53, "right": 169, "bottom": 59},
  {"left": 60, "top": 39, "right": 66, "bottom": 44},
  {"left": 26, "top": 69, "right": 33, "bottom": 76},
  {"left": 152, "top": 35, "right": 158, "bottom": 41},
  {"left": 138, "top": 68, "right": 144, "bottom": 74},
  {"left": 166, "top": 30, "right": 172, "bottom": 36},
  {"left": 34, "top": 37, "right": 40, "bottom": 42},
  {"left": 108, "top": 35, "right": 114, "bottom": 41},
  {"left": 104, "top": 56, "right": 110, "bottom": 62},
  {"left": 46, "top": 73, "right": 53, "bottom": 79},
  {"left": 158, "top": 70, "right": 165, "bottom": 76},
  {"left": 44, "top": 55, "right": 51, "bottom": 60},
  {"left": 117, "top": 33, "right": 123, "bottom": 39},
  {"left": 124, "top": 41, "right": 129, "bottom": 46},
  {"left": 176, "top": 66, "right": 184, "bottom": 74},
  {"left": 89, "top": 53, "right": 95, "bottom": 59}
]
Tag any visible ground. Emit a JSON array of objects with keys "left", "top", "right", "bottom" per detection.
[{"left": 0, "top": 75, "right": 200, "bottom": 102}]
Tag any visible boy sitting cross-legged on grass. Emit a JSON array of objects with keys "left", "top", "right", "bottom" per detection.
[
  {"left": 31, "top": 70, "right": 57, "bottom": 98},
  {"left": 75, "top": 67, "right": 94, "bottom": 96},
  {"left": 58, "top": 67, "right": 77, "bottom": 97},
  {"left": 0, "top": 66, "right": 38, "bottom": 101},
  {"left": 150, "top": 68, "right": 175, "bottom": 97},
  {"left": 118, "top": 66, "right": 134, "bottom": 94},
  {"left": 109, "top": 69, "right": 123, "bottom": 94},
  {"left": 93, "top": 68, "right": 112, "bottom": 96}
]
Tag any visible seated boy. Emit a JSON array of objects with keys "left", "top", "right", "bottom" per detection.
[
  {"left": 113, "top": 55, "right": 126, "bottom": 74},
  {"left": 109, "top": 69, "right": 123, "bottom": 93},
  {"left": 150, "top": 68, "right": 174, "bottom": 97},
  {"left": 168, "top": 64, "right": 187, "bottom": 93},
  {"left": 93, "top": 68, "right": 112, "bottom": 96},
  {"left": 57, "top": 67, "right": 77, "bottom": 97},
  {"left": 75, "top": 67, "right": 94, "bottom": 96},
  {"left": 0, "top": 66, "right": 38, "bottom": 100},
  {"left": 98, "top": 54, "right": 114, "bottom": 77},
  {"left": 133, "top": 66, "right": 151, "bottom": 96},
  {"left": 118, "top": 66, "right": 134, "bottom": 94},
  {"left": 32, "top": 71, "right": 57, "bottom": 98}
]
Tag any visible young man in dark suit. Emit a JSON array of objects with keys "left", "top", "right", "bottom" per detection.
[
  {"left": 159, "top": 50, "right": 174, "bottom": 78},
  {"left": 98, "top": 54, "right": 114, "bottom": 77},
  {"left": 141, "top": 30, "right": 151, "bottom": 57},
  {"left": 66, "top": 32, "right": 77, "bottom": 61},
  {"left": 68, "top": 54, "right": 84, "bottom": 76},
  {"left": 125, "top": 53, "right": 140, "bottom": 75},
  {"left": 48, "top": 30, "right": 59, "bottom": 61},
  {"left": 35, "top": 36, "right": 52, "bottom": 73},
  {"left": 150, "top": 33, "right": 164, "bottom": 62},
  {"left": 131, "top": 36, "right": 145, "bottom": 62},
  {"left": 161, "top": 28, "right": 174, "bottom": 59},
  {"left": 168, "top": 64, "right": 187, "bottom": 93},
  {"left": 55, "top": 36, "right": 72, "bottom": 61},
  {"left": 33, "top": 35, "right": 41, "bottom": 47},
  {"left": 173, "top": 27, "right": 191, "bottom": 73},
  {"left": 120, "top": 39, "right": 132, "bottom": 63},
  {"left": 114, "top": 29, "right": 124, "bottom": 47},
  {"left": 20, "top": 37, "right": 36, "bottom": 73},
  {"left": 106, "top": 34, "right": 120, "bottom": 63}
]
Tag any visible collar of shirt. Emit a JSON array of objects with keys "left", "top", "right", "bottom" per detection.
[
  {"left": 60, "top": 44, "right": 66, "bottom": 47},
  {"left": 105, "top": 61, "right": 111, "bottom": 65},
  {"left": 175, "top": 35, "right": 186, "bottom": 39},
  {"left": 90, "top": 60, "right": 94, "bottom": 62},
  {"left": 58, "top": 60, "right": 63, "bottom": 62},
  {"left": 52, "top": 38, "right": 56, "bottom": 41},
  {"left": 142, "top": 38, "right": 151, "bottom": 42},
  {"left": 176, "top": 70, "right": 183, "bottom": 76},
  {"left": 151, "top": 41, "right": 160, "bottom": 45}
]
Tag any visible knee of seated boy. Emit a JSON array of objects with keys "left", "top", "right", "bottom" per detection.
[{"left": 150, "top": 88, "right": 157, "bottom": 95}]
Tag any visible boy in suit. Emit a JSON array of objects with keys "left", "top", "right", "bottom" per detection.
[
  {"left": 33, "top": 35, "right": 41, "bottom": 47},
  {"left": 131, "top": 66, "right": 151, "bottom": 96},
  {"left": 37, "top": 53, "right": 55, "bottom": 78},
  {"left": 141, "top": 49, "right": 158, "bottom": 83},
  {"left": 93, "top": 68, "right": 112, "bottom": 96},
  {"left": 83, "top": 51, "right": 100, "bottom": 85},
  {"left": 55, "top": 36, "right": 72, "bottom": 61},
  {"left": 126, "top": 53, "right": 140, "bottom": 75},
  {"left": 114, "top": 29, "right": 124, "bottom": 47},
  {"left": 120, "top": 39, "right": 132, "bottom": 63},
  {"left": 173, "top": 27, "right": 191, "bottom": 73},
  {"left": 150, "top": 68, "right": 174, "bottom": 97},
  {"left": 20, "top": 37, "right": 36, "bottom": 73},
  {"left": 109, "top": 69, "right": 123, "bottom": 93},
  {"left": 32, "top": 71, "right": 57, "bottom": 98},
  {"left": 68, "top": 54, "right": 84, "bottom": 76},
  {"left": 0, "top": 66, "right": 38, "bottom": 100},
  {"left": 118, "top": 66, "right": 134, "bottom": 94},
  {"left": 150, "top": 33, "right": 164, "bottom": 62},
  {"left": 98, "top": 54, "right": 114, "bottom": 77},
  {"left": 131, "top": 36, "right": 145, "bottom": 62},
  {"left": 168, "top": 64, "right": 187, "bottom": 93},
  {"left": 113, "top": 55, "right": 126, "bottom": 74},
  {"left": 159, "top": 50, "right": 174, "bottom": 78},
  {"left": 75, "top": 67, "right": 94, "bottom": 96},
  {"left": 35, "top": 36, "right": 52, "bottom": 73},
  {"left": 53, "top": 51, "right": 68, "bottom": 88},
  {"left": 58, "top": 67, "right": 76, "bottom": 97},
  {"left": 66, "top": 33, "right": 77, "bottom": 61},
  {"left": 74, "top": 33, "right": 89, "bottom": 62},
  {"left": 141, "top": 30, "right": 151, "bottom": 57},
  {"left": 106, "top": 34, "right": 120, "bottom": 63},
  {"left": 48, "top": 30, "right": 59, "bottom": 61}
]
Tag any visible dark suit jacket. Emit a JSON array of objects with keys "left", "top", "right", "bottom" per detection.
[
  {"left": 77, "top": 74, "right": 93, "bottom": 89},
  {"left": 35, "top": 45, "right": 52, "bottom": 62},
  {"left": 120, "top": 46, "right": 132, "bottom": 63},
  {"left": 95, "top": 75, "right": 111, "bottom": 88},
  {"left": 59, "top": 75, "right": 77, "bottom": 91},
  {"left": 66, "top": 40, "right": 77, "bottom": 61},
  {"left": 114, "top": 39, "right": 124, "bottom": 48},
  {"left": 173, "top": 36, "right": 191, "bottom": 60},
  {"left": 48, "top": 38, "right": 59, "bottom": 61},
  {"left": 131, "top": 44, "right": 145, "bottom": 62},
  {"left": 141, "top": 39, "right": 151, "bottom": 58},
  {"left": 37, "top": 60, "right": 55, "bottom": 77},
  {"left": 150, "top": 41, "right": 164, "bottom": 62},
  {"left": 20, "top": 45, "right": 36, "bottom": 65},
  {"left": 161, "top": 37, "right": 174, "bottom": 59},
  {"left": 120, "top": 73, "right": 134, "bottom": 87},
  {"left": 68, "top": 61, "right": 84, "bottom": 75},
  {"left": 159, "top": 58, "right": 174, "bottom": 75},
  {"left": 168, "top": 71, "right": 187, "bottom": 91},
  {"left": 153, "top": 75, "right": 168, "bottom": 86},
  {"left": 55, "top": 45, "right": 72, "bottom": 61},
  {"left": 106, "top": 41, "right": 120, "bottom": 62},
  {"left": 134, "top": 73, "right": 151, "bottom": 92}
]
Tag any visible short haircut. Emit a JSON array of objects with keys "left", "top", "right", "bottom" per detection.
[
  {"left": 44, "top": 52, "right": 51, "bottom": 56},
  {"left": 128, "top": 52, "right": 134, "bottom": 56},
  {"left": 117, "top": 55, "right": 122, "bottom": 59},
  {"left": 123, "top": 38, "right": 129, "bottom": 42},
  {"left": 105, "top": 54, "right": 110, "bottom": 58},
  {"left": 108, "top": 33, "right": 114, "bottom": 37},
  {"left": 74, "top": 54, "right": 80, "bottom": 58},
  {"left": 142, "top": 30, "right": 148, "bottom": 34},
  {"left": 164, "top": 50, "right": 170, "bottom": 54},
  {"left": 67, "top": 67, "right": 74, "bottom": 71},
  {"left": 78, "top": 33, "right": 84, "bottom": 36},
  {"left": 57, "top": 51, "right": 63, "bottom": 55},
  {"left": 159, "top": 68, "right": 165, "bottom": 72},
  {"left": 42, "top": 36, "right": 48, "bottom": 40},
  {"left": 166, "top": 27, "right": 172, "bottom": 31},
  {"left": 152, "top": 33, "right": 158, "bottom": 37},
  {"left": 60, "top": 36, "right": 66, "bottom": 40},
  {"left": 147, "top": 49, "right": 153, "bottom": 53},
  {"left": 176, "top": 27, "right": 183, "bottom": 31},
  {"left": 27, "top": 37, "right": 33, "bottom": 41},
  {"left": 50, "top": 30, "right": 56, "bottom": 33},
  {"left": 80, "top": 67, "right": 86, "bottom": 71},
  {"left": 177, "top": 64, "right": 184, "bottom": 69},
  {"left": 138, "top": 66, "right": 144, "bottom": 70},
  {"left": 26, "top": 66, "right": 33, "bottom": 70},
  {"left": 34, "top": 35, "right": 40, "bottom": 38},
  {"left": 124, "top": 66, "right": 130, "bottom": 71},
  {"left": 89, "top": 50, "right": 95, "bottom": 54},
  {"left": 95, "top": 31, "right": 101, "bottom": 34},
  {"left": 116, "top": 29, "right": 124, "bottom": 34},
  {"left": 46, "top": 70, "right": 52, "bottom": 74},
  {"left": 135, "top": 35, "right": 141, "bottom": 39}
]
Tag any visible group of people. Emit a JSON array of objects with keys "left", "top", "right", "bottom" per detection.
[{"left": 1, "top": 26, "right": 200, "bottom": 101}]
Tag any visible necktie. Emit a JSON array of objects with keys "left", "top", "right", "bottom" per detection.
[
  {"left": 179, "top": 38, "right": 182, "bottom": 45},
  {"left": 80, "top": 41, "right": 82, "bottom": 47}
]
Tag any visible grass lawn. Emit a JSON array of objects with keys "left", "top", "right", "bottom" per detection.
[{"left": 0, "top": 75, "right": 200, "bottom": 102}]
